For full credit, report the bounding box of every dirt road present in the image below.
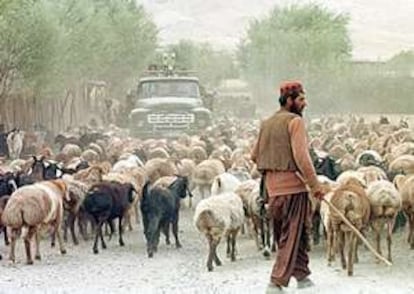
[1,207,414,294]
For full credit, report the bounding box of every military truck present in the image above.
[215,79,256,118]
[128,53,212,138]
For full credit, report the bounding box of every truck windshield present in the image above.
[138,80,200,98]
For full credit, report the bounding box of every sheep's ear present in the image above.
[32,155,37,161]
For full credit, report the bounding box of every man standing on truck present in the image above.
[251,81,325,293]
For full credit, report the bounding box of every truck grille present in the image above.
[147,113,195,124]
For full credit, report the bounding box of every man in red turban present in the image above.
[251,81,325,293]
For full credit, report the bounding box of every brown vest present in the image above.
[256,109,299,171]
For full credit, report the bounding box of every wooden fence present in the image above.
[0,85,110,134]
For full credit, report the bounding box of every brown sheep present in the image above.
[62,178,90,245]
[400,175,414,249]
[192,159,225,199]
[147,147,170,160]
[366,180,401,262]
[144,158,177,184]
[189,145,208,165]
[1,180,72,264]
[104,167,146,230]
[234,180,263,249]
[176,158,196,178]
[389,155,414,175]
[391,142,414,158]
[329,144,348,159]
[73,165,105,187]
[81,149,100,163]
[328,180,371,276]
[171,143,190,160]
[88,143,104,159]
[61,144,82,160]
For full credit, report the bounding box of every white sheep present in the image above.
[112,154,144,172]
[357,165,388,185]
[193,192,245,271]
[228,166,252,182]
[210,172,241,196]
[336,170,366,188]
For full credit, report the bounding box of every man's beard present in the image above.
[289,103,303,116]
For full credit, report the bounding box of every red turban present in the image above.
[279,81,304,97]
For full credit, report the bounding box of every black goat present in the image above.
[0,173,15,247]
[30,156,78,181]
[13,170,35,187]
[310,148,341,180]
[140,176,192,258]
[82,181,135,254]
[0,172,17,197]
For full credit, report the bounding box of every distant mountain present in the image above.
[139,0,414,60]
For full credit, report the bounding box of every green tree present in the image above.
[164,40,239,87]
[387,50,414,76]
[238,4,352,113]
[0,0,158,102]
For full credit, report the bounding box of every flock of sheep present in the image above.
[0,115,413,276]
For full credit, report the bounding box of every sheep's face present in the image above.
[30,156,46,181]
[171,177,189,199]
[44,163,63,180]
[0,175,16,196]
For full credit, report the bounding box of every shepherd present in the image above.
[251,81,326,293]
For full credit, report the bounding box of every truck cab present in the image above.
[215,79,256,118]
[128,74,212,138]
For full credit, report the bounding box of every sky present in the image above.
[138,0,414,61]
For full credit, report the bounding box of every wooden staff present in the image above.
[295,172,392,266]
